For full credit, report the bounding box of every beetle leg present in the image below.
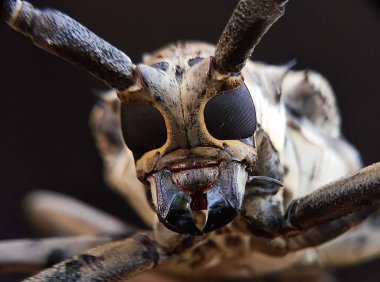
[24,190,133,236]
[285,206,376,252]
[248,207,375,257]
[255,206,380,269]
[238,129,284,237]
[282,162,380,235]
[0,235,114,273]
[1,0,134,89]
[22,232,169,282]
[314,207,380,267]
[90,92,156,227]
[244,160,380,255]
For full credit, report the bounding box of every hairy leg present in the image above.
[24,190,133,236]
[0,235,114,272]
[283,163,380,234]
[241,163,380,256]
[1,0,134,89]
[23,232,169,282]
[315,208,380,267]
[238,128,284,237]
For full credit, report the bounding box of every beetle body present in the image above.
[91,41,362,280]
[1,1,379,281]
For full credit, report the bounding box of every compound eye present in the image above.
[204,84,256,140]
[121,103,167,160]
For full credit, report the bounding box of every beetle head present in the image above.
[105,0,286,235]
[116,0,288,235]
[2,0,287,235]
[117,46,257,235]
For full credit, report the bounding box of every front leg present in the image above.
[24,232,169,282]
[282,162,380,234]
[245,161,380,257]
[237,128,284,237]
[0,235,114,273]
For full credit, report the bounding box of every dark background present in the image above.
[0,0,379,281]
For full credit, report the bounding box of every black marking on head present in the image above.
[204,84,256,140]
[151,61,169,72]
[188,57,204,67]
[286,104,303,119]
[276,85,282,103]
[136,235,160,266]
[175,66,185,80]
[46,249,68,267]
[121,103,167,160]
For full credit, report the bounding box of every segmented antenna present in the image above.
[215,0,288,73]
[1,0,135,90]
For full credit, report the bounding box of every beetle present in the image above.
[0,0,378,282]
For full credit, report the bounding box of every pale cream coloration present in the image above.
[110,41,361,226]
[24,190,129,236]
[1,1,376,280]
[100,42,363,278]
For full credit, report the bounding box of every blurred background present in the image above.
[0,0,379,281]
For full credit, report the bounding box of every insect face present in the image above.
[1,0,286,237]
[118,47,258,235]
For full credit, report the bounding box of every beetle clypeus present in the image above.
[0,0,379,281]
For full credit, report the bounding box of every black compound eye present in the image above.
[204,84,256,140]
[121,103,167,160]
[188,57,204,67]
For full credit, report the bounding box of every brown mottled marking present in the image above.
[64,260,83,272]
[136,234,160,266]
[0,235,113,273]
[2,0,380,280]
[23,233,169,282]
